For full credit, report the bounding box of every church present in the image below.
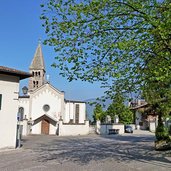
[18,43,89,136]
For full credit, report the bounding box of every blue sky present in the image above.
[0,0,105,100]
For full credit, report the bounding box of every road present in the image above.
[0,130,171,171]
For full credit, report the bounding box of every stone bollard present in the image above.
[96,120,101,134]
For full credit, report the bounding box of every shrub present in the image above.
[155,124,169,141]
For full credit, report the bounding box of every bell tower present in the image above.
[28,42,46,91]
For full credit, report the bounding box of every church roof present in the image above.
[65,99,86,103]
[33,114,57,125]
[29,43,45,70]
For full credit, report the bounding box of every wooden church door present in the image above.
[41,119,50,134]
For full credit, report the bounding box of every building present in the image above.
[19,43,89,136]
[0,66,31,149]
[130,99,158,131]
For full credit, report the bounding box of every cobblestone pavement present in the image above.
[0,130,171,171]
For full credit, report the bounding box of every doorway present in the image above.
[41,119,50,134]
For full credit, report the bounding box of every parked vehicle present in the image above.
[125,125,133,133]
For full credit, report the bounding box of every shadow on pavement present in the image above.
[23,134,171,168]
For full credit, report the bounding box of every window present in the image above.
[33,81,35,88]
[43,104,50,112]
[36,81,39,87]
[18,107,24,121]
[0,94,2,110]
[75,104,79,123]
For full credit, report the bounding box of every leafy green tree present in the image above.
[106,92,133,124]
[93,104,106,122]
[40,0,171,92]
[41,0,171,139]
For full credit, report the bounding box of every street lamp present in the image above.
[22,86,28,95]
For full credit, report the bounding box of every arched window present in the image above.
[33,81,35,88]
[36,81,39,87]
[18,107,24,121]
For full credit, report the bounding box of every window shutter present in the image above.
[75,104,79,123]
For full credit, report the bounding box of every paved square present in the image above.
[0,131,171,171]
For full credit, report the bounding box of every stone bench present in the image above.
[108,129,119,135]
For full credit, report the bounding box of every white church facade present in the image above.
[19,43,89,136]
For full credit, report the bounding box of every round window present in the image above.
[43,104,50,112]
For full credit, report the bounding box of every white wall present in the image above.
[64,102,74,123]
[0,74,19,148]
[79,103,86,123]
[49,123,57,134]
[135,111,148,130]
[64,102,86,123]
[32,122,41,134]
[58,120,89,136]
[96,121,125,134]
[135,111,142,126]
[20,120,29,136]
[149,122,156,132]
